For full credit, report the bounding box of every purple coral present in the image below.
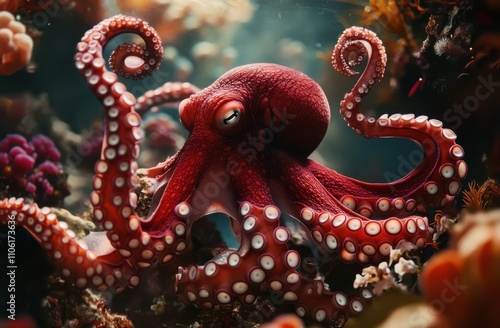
[0,134,68,206]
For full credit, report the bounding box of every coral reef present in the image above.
[0,14,468,327]
[2,1,498,327]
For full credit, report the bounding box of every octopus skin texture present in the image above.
[0,16,467,325]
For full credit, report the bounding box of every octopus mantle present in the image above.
[0,15,467,325]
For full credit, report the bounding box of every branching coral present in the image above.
[0,11,33,75]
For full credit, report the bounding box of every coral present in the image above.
[50,207,95,239]
[462,180,488,211]
[0,134,69,206]
[43,277,133,328]
[116,0,255,43]
[260,314,305,328]
[0,11,33,75]
[418,1,475,89]
[420,209,500,328]
[353,241,420,296]
[462,179,500,212]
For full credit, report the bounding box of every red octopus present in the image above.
[0,16,467,325]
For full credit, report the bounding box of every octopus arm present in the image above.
[134,81,200,116]
[0,199,138,290]
[270,150,430,264]
[322,26,467,219]
[175,202,375,323]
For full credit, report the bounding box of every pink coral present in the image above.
[0,134,68,205]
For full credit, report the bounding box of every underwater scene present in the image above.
[0,0,499,327]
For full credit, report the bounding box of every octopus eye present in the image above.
[223,109,241,125]
[214,101,244,133]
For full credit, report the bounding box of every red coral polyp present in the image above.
[0,133,67,206]
[31,134,61,162]
[11,151,35,175]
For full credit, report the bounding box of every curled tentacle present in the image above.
[0,15,173,291]
[329,26,467,212]
[70,15,186,289]
[102,16,163,79]
[332,26,387,122]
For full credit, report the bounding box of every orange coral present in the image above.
[0,11,33,75]
[420,210,500,328]
[462,181,488,212]
[336,0,425,50]
[259,314,304,328]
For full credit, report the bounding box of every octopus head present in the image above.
[178,63,331,158]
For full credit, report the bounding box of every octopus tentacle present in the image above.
[142,136,215,232]
[0,15,189,290]
[74,15,189,288]
[309,26,467,217]
[271,151,430,263]
[0,198,138,290]
[105,20,163,79]
[176,202,374,324]
[304,162,420,219]
[134,81,200,116]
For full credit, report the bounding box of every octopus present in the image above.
[0,15,467,325]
